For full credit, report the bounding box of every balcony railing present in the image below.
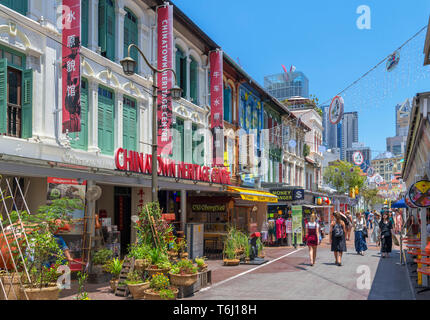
[7,103,21,138]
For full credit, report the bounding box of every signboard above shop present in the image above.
[270,189,304,201]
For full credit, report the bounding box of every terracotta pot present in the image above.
[223,259,240,266]
[127,281,150,299]
[110,279,119,292]
[198,264,208,272]
[169,272,198,287]
[180,252,188,259]
[143,287,178,300]
[23,283,60,300]
[146,267,170,278]
[134,259,149,271]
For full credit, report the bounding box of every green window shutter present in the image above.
[98,0,106,55]
[124,8,138,72]
[175,47,186,98]
[223,86,231,122]
[21,68,33,139]
[81,0,89,47]
[175,118,184,162]
[190,59,198,104]
[106,0,115,61]
[98,86,114,155]
[70,78,88,150]
[123,96,137,151]
[0,0,27,15]
[192,123,204,165]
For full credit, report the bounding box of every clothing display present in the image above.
[276,218,286,240]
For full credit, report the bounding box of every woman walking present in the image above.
[379,211,393,258]
[371,212,381,247]
[330,212,347,266]
[305,213,320,266]
[354,212,368,255]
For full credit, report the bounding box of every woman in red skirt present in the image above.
[305,213,320,266]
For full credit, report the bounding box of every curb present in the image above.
[403,249,417,300]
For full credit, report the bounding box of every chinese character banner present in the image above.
[62,0,81,133]
[210,50,224,166]
[157,4,174,156]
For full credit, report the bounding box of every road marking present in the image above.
[199,248,304,292]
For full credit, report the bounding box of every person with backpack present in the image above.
[354,211,368,255]
[330,212,347,266]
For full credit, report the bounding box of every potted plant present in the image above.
[143,273,178,300]
[223,244,240,266]
[256,238,265,258]
[169,259,198,287]
[89,248,113,283]
[194,257,208,272]
[103,257,123,292]
[22,230,66,300]
[145,247,171,278]
[177,237,188,259]
[75,271,90,300]
[128,243,150,272]
[125,270,149,300]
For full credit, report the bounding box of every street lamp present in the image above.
[121,44,182,203]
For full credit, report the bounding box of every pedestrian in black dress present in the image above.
[330,212,347,266]
[379,211,393,258]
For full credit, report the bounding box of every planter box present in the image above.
[176,270,212,299]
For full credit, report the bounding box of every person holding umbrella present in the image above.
[330,212,347,266]
[353,212,368,255]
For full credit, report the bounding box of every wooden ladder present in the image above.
[115,257,135,297]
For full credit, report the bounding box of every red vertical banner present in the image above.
[157,4,174,156]
[210,50,224,166]
[62,0,81,133]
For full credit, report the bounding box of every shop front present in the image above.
[186,187,278,259]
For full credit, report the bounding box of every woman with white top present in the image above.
[354,212,368,255]
[305,213,320,266]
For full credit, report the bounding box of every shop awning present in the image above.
[227,187,278,203]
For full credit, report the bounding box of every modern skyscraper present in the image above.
[264,71,309,101]
[386,98,411,156]
[340,112,359,160]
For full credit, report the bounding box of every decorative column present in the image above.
[115,5,127,64]
[180,190,187,232]
[88,81,100,153]
[88,0,99,52]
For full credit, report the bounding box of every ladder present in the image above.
[115,257,135,297]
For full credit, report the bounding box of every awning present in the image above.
[227,186,278,203]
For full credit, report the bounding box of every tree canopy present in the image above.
[323,160,366,194]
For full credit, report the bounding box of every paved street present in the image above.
[186,236,414,300]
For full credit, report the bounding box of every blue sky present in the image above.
[173,0,430,158]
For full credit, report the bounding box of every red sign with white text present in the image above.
[115,148,231,185]
[157,4,174,156]
[62,0,81,133]
[210,50,224,166]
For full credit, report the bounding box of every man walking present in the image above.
[368,211,374,230]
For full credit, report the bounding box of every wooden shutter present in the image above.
[70,79,88,150]
[123,97,137,151]
[81,0,89,47]
[106,0,115,61]
[190,59,198,104]
[1,0,27,16]
[98,87,114,155]
[98,0,107,55]
[21,68,32,139]
[124,8,138,71]
[223,86,230,122]
[0,59,6,134]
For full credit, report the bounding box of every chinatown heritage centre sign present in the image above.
[115,148,231,185]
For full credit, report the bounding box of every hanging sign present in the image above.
[367,167,375,177]
[374,174,384,185]
[156,4,174,156]
[61,0,81,133]
[386,51,400,72]
[209,49,224,166]
[352,151,364,165]
[408,180,430,208]
[291,205,303,245]
[329,96,344,125]
[289,139,297,148]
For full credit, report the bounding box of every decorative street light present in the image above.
[121,43,182,203]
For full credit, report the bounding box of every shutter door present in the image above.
[98,0,106,55]
[104,95,114,154]
[106,1,115,61]
[123,99,137,151]
[98,87,115,155]
[0,59,7,134]
[71,79,88,150]
[21,69,33,139]
[81,0,89,47]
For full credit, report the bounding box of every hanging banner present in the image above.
[291,205,303,245]
[329,96,344,125]
[62,0,81,133]
[157,4,174,156]
[210,49,224,166]
[352,151,364,165]
[386,51,400,72]
[47,177,86,235]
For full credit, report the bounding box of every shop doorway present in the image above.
[114,187,131,257]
